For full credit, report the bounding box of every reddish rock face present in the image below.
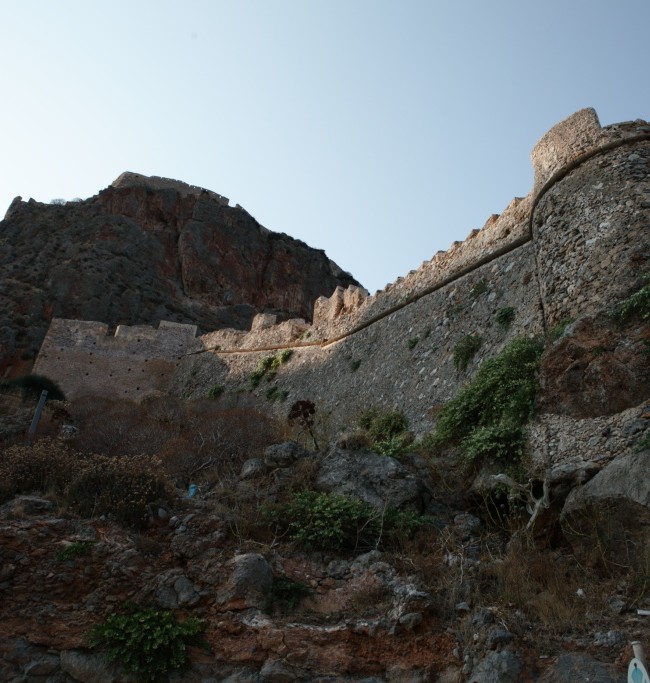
[0,180,360,376]
[0,499,456,681]
[538,316,650,418]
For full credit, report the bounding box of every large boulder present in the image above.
[216,553,273,610]
[315,446,426,511]
[467,650,522,683]
[538,653,625,682]
[561,448,650,567]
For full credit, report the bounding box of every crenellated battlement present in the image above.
[110,171,230,205]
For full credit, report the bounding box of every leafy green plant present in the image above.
[279,349,294,363]
[350,359,362,372]
[88,609,205,682]
[470,278,489,299]
[406,337,419,350]
[459,424,525,469]
[635,434,650,453]
[250,350,293,388]
[265,385,289,402]
[56,540,96,561]
[495,307,516,329]
[357,408,412,458]
[433,337,543,470]
[453,334,482,371]
[264,575,312,614]
[549,318,573,341]
[447,304,465,319]
[207,384,225,399]
[612,279,650,324]
[266,491,423,552]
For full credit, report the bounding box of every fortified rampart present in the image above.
[33,109,650,434]
[32,319,197,400]
[111,172,230,206]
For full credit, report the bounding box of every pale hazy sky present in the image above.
[1,1,648,293]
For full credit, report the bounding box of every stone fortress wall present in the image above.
[111,172,230,206]
[33,109,650,438]
[33,319,198,401]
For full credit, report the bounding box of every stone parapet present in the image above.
[32,319,198,401]
[110,172,229,205]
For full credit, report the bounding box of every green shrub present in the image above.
[453,334,482,371]
[0,374,65,401]
[549,318,573,341]
[250,350,293,388]
[359,408,408,443]
[433,337,543,470]
[266,491,424,552]
[279,349,294,363]
[406,337,419,350]
[612,280,650,324]
[357,408,411,457]
[495,307,516,329]
[470,278,489,299]
[265,385,289,402]
[207,384,225,399]
[635,434,650,453]
[350,359,362,372]
[56,540,96,562]
[459,424,525,468]
[88,609,205,682]
[265,575,312,614]
[270,491,375,550]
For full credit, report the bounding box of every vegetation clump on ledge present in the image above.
[432,336,543,470]
[89,608,205,682]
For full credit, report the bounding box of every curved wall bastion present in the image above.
[33,109,650,439]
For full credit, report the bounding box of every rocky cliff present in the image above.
[2,111,650,682]
[0,173,359,377]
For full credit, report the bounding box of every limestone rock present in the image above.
[466,650,522,683]
[561,447,650,566]
[217,553,273,609]
[152,568,202,609]
[315,446,426,511]
[264,442,311,468]
[0,495,56,517]
[60,650,134,683]
[538,653,625,682]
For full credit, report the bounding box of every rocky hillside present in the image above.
[0,174,360,377]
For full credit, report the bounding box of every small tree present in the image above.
[288,400,318,450]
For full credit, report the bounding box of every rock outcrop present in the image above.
[0,174,359,376]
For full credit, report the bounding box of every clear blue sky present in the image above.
[1,0,648,293]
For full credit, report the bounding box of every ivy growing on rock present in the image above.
[433,337,543,470]
[453,334,483,371]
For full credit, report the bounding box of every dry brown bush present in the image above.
[0,437,82,502]
[64,454,173,529]
[160,400,283,488]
